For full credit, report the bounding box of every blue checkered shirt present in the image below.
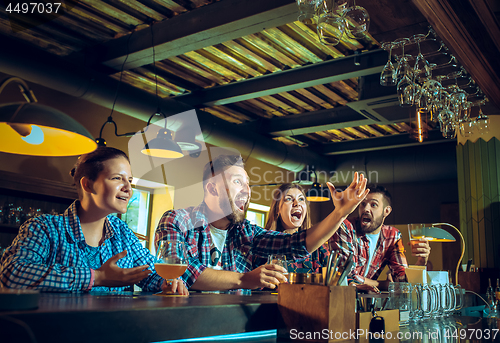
[0,201,164,292]
[154,202,310,289]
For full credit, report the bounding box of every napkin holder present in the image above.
[405,265,427,284]
[427,271,450,284]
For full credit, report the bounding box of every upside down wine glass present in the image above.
[155,240,188,294]
[343,0,370,39]
[317,11,346,46]
[297,0,321,24]
[380,42,396,86]
[413,34,432,84]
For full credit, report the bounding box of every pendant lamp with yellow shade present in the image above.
[0,77,97,156]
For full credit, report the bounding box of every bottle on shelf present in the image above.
[495,278,500,310]
[487,278,495,307]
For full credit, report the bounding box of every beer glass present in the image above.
[267,254,288,286]
[156,240,188,294]
[418,283,434,320]
[453,284,464,312]
[409,283,423,322]
[442,283,456,316]
[429,284,446,318]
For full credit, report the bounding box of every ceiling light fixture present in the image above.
[140,22,183,159]
[305,167,330,202]
[0,77,96,156]
[141,111,183,158]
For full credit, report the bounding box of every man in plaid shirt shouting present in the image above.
[331,185,431,293]
[155,154,369,291]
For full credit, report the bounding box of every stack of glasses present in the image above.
[379,28,490,140]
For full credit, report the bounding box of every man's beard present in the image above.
[359,215,384,234]
[219,195,248,224]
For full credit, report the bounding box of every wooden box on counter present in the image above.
[278,284,400,342]
[277,284,356,342]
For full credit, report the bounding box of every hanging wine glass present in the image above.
[317,0,342,15]
[413,34,432,84]
[380,42,397,86]
[317,12,346,46]
[459,117,475,137]
[475,106,490,134]
[421,79,442,113]
[397,74,414,107]
[431,88,449,123]
[343,0,370,39]
[413,83,423,107]
[297,0,321,24]
[439,117,457,139]
[394,38,412,82]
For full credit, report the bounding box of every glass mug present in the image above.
[409,283,424,322]
[388,282,412,325]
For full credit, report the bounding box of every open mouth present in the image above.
[291,210,302,221]
[234,194,248,211]
[117,196,128,202]
[361,215,372,225]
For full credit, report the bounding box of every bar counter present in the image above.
[0,291,279,343]
[1,291,499,343]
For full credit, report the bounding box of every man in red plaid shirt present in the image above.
[331,185,431,293]
[155,154,369,291]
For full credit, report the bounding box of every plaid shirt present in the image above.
[330,219,408,284]
[286,243,330,274]
[0,201,163,292]
[155,202,310,289]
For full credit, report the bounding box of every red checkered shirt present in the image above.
[330,219,408,284]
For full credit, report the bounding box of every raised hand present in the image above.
[94,250,152,287]
[240,264,288,290]
[327,172,369,218]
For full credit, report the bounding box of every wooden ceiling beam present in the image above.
[238,98,410,137]
[174,50,387,107]
[319,130,450,155]
[411,0,500,108]
[94,0,297,70]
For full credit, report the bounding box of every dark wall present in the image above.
[312,179,459,226]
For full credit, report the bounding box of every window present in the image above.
[121,188,151,247]
[246,203,269,227]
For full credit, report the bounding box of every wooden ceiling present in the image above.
[1,0,499,157]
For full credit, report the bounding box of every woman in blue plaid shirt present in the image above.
[0,147,187,294]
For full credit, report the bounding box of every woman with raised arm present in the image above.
[262,183,330,274]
